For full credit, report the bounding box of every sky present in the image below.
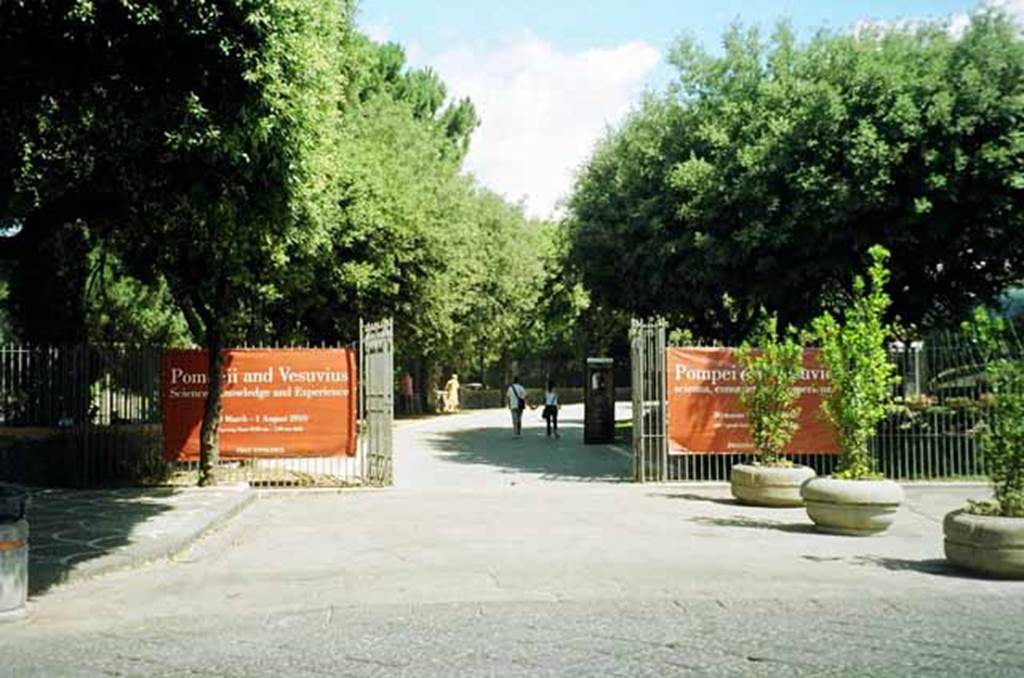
[357,1,1019,219]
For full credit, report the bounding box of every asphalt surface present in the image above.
[4,405,1024,677]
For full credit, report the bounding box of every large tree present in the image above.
[0,0,356,483]
[258,39,565,397]
[568,11,1024,342]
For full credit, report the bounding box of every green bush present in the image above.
[965,309,1024,517]
[736,315,802,467]
[812,246,900,479]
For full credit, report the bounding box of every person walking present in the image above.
[507,376,528,435]
[542,379,560,438]
[400,372,415,414]
[443,373,461,413]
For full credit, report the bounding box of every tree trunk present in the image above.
[499,352,510,387]
[198,327,225,486]
[423,359,442,413]
[413,357,427,414]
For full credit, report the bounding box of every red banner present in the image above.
[667,347,838,455]
[162,348,357,461]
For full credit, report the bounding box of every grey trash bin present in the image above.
[0,484,29,622]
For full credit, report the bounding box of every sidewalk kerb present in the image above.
[41,483,256,591]
[159,483,257,565]
[256,485,396,498]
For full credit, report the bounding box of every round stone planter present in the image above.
[944,509,1024,579]
[729,463,816,507]
[799,477,903,536]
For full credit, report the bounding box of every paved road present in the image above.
[4,406,1024,676]
[393,403,634,488]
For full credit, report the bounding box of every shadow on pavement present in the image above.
[27,487,176,595]
[428,425,631,482]
[652,492,739,506]
[847,555,972,578]
[802,554,981,579]
[690,515,818,534]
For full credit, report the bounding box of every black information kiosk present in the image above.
[584,357,615,444]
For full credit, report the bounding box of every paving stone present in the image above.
[24,483,254,594]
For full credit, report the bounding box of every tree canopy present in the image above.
[0,2,374,479]
[567,11,1024,342]
[0,2,585,443]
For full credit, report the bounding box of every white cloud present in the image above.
[428,35,661,220]
[949,0,1024,37]
[988,0,1024,17]
[404,40,424,65]
[948,12,971,38]
[360,18,391,43]
[854,14,968,39]
[856,0,1024,42]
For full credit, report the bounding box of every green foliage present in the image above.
[965,499,1006,517]
[449,201,550,377]
[736,314,802,466]
[0,0,361,482]
[964,309,1024,517]
[516,222,591,370]
[668,327,695,346]
[85,248,191,347]
[1,0,358,347]
[260,36,549,386]
[0,3,580,411]
[812,246,899,479]
[3,223,90,343]
[568,12,1024,341]
[211,35,567,393]
[348,37,478,162]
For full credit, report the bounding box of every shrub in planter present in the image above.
[730,315,815,507]
[944,310,1024,578]
[800,246,903,535]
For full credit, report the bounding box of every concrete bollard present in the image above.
[0,484,28,622]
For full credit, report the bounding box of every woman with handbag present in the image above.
[542,379,560,439]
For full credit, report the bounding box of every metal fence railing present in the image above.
[0,344,164,486]
[0,327,394,488]
[631,323,999,483]
[875,333,988,481]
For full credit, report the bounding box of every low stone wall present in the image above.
[0,425,168,486]
[458,387,631,410]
